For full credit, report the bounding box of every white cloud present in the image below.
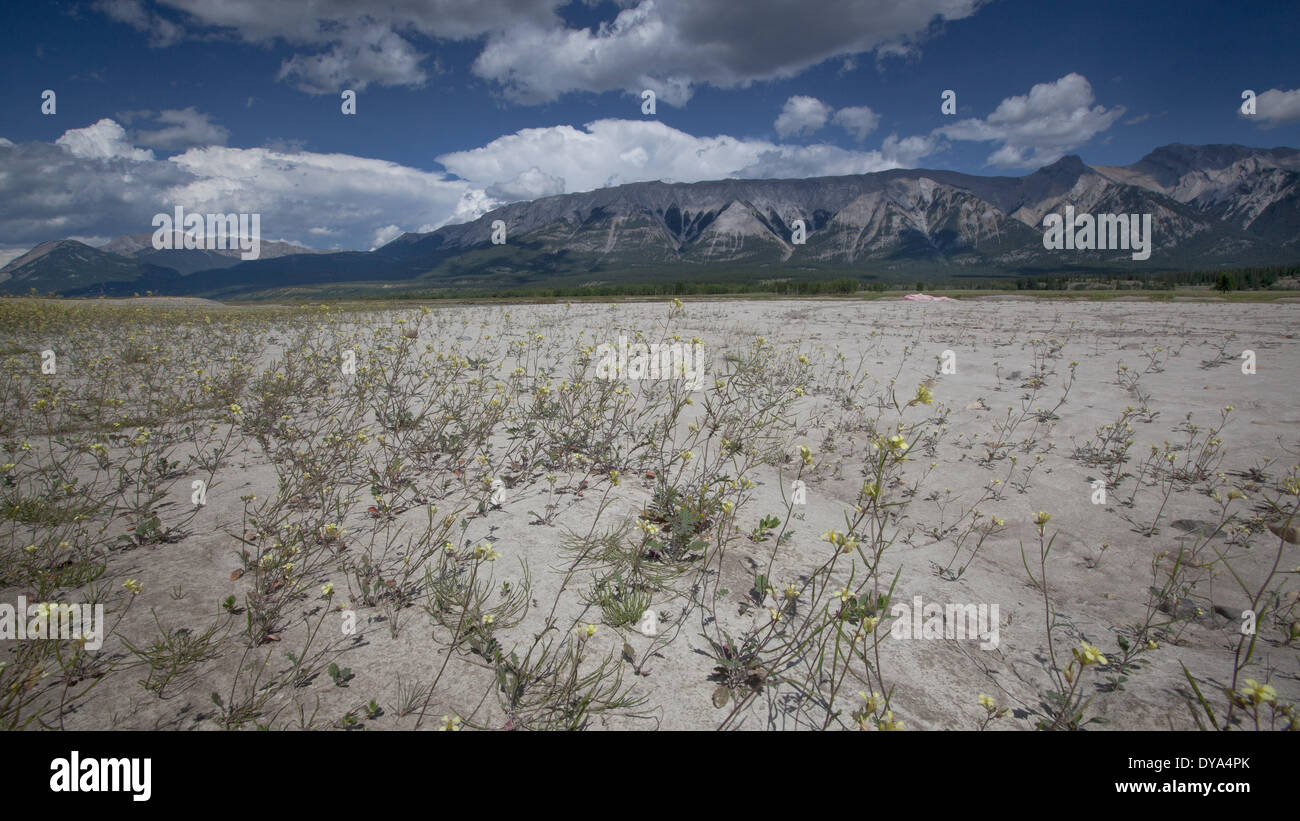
[737,133,937,179]
[277,24,430,93]
[160,0,559,42]
[371,224,403,249]
[873,41,920,64]
[165,145,479,235]
[881,134,939,165]
[486,167,566,202]
[67,235,114,247]
[438,118,937,194]
[771,99,879,146]
[2,120,485,253]
[55,119,156,161]
[936,73,1123,167]
[433,189,501,231]
[440,120,758,192]
[94,0,185,47]
[472,0,985,105]
[132,107,230,152]
[832,105,881,141]
[774,96,833,138]
[95,0,984,103]
[97,0,567,94]
[1248,88,1300,127]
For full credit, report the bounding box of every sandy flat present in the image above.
[2,297,1296,731]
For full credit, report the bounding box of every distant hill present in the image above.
[0,233,327,293]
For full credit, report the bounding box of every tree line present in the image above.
[377,264,1299,300]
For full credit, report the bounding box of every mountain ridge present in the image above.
[4,143,1297,297]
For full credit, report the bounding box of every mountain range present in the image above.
[3,143,1297,298]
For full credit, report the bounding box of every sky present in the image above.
[0,0,1297,265]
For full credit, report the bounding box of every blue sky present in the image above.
[0,0,1297,262]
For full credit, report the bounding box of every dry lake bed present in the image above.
[1,296,1296,730]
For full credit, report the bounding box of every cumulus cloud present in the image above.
[438,118,937,194]
[132,107,230,152]
[774,98,880,142]
[440,121,758,192]
[164,145,483,237]
[160,0,559,42]
[2,120,486,253]
[935,73,1123,168]
[94,0,984,102]
[737,133,937,179]
[3,135,186,247]
[473,0,984,105]
[277,24,430,93]
[486,167,566,202]
[475,0,985,105]
[832,105,881,141]
[774,96,833,138]
[881,134,939,165]
[55,119,156,161]
[370,224,403,250]
[433,189,502,231]
[1246,88,1300,127]
[96,0,566,94]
